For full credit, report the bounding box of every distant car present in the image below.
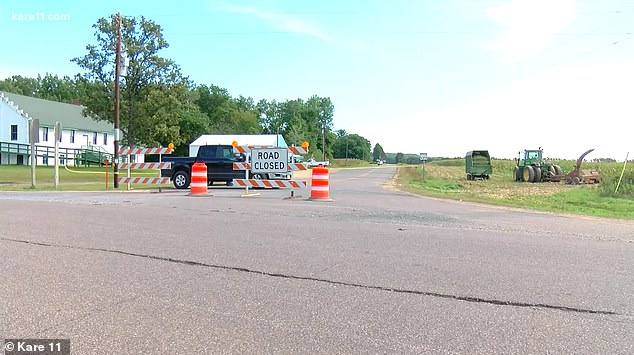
[376,159,384,165]
[305,158,329,167]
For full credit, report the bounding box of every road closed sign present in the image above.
[251,148,288,173]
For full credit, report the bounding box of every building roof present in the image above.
[191,134,288,147]
[0,91,113,133]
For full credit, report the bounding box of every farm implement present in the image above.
[514,148,601,184]
[565,149,601,184]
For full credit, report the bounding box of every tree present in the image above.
[332,133,371,160]
[135,82,209,148]
[395,152,404,164]
[0,74,85,103]
[72,14,188,147]
[38,74,81,102]
[195,84,261,134]
[0,75,39,96]
[373,143,386,162]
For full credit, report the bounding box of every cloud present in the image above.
[487,0,577,62]
[217,3,331,42]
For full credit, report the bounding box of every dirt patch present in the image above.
[402,165,573,199]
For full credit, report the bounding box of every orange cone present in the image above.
[190,162,208,195]
[309,166,333,201]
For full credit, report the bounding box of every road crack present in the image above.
[2,237,620,316]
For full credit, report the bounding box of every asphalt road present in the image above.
[1,166,633,354]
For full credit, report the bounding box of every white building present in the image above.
[0,91,114,166]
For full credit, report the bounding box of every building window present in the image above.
[103,133,108,145]
[43,127,49,141]
[11,125,18,140]
[93,132,97,145]
[43,155,49,165]
[71,130,75,143]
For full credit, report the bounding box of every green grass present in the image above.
[428,158,464,167]
[330,158,373,168]
[0,165,169,191]
[397,160,634,220]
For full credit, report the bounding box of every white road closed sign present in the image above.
[251,148,288,173]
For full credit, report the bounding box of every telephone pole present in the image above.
[322,125,326,161]
[113,13,121,188]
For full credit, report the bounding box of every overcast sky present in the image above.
[1,0,632,160]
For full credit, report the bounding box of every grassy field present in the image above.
[0,165,168,191]
[330,158,373,168]
[395,158,634,220]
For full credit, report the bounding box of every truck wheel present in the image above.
[466,174,472,180]
[533,167,541,183]
[252,173,264,180]
[173,171,190,189]
[225,180,233,186]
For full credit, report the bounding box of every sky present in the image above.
[1,0,633,160]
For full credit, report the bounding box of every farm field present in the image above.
[395,158,634,220]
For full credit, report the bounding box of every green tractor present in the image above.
[514,148,563,183]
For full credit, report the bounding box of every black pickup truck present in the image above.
[161,144,248,189]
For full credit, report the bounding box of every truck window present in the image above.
[198,146,217,159]
[220,147,234,160]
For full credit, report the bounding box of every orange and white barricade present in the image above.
[190,162,208,195]
[117,147,172,190]
[234,179,307,189]
[309,166,333,201]
[232,144,310,197]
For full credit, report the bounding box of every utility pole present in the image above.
[113,13,121,188]
[322,125,326,161]
[345,135,348,164]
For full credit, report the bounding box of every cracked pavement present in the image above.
[1,166,633,354]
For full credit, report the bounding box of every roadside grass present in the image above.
[330,158,372,168]
[0,165,170,191]
[396,159,634,220]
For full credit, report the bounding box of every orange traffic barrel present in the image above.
[309,166,333,201]
[190,162,208,195]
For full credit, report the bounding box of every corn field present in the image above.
[423,158,634,199]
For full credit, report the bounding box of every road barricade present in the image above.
[234,179,307,189]
[117,147,172,189]
[232,145,309,196]
[309,166,333,201]
[190,162,208,195]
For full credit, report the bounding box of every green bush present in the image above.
[599,170,634,199]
